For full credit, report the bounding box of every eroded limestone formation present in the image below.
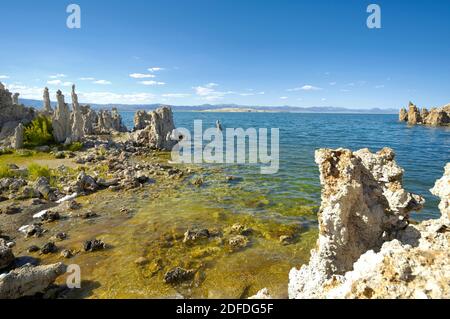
[42,87,53,115]
[52,90,72,143]
[94,108,127,134]
[12,123,24,149]
[399,101,450,126]
[288,148,449,299]
[131,106,176,150]
[0,82,35,140]
[12,93,19,105]
[70,85,85,142]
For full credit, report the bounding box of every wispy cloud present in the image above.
[139,80,165,86]
[240,91,265,96]
[329,82,337,86]
[280,96,288,100]
[287,85,323,92]
[340,89,351,92]
[161,93,191,98]
[78,92,156,104]
[148,67,164,72]
[93,80,112,85]
[375,84,385,89]
[47,80,72,86]
[4,83,42,99]
[49,74,67,79]
[194,83,234,101]
[79,77,95,81]
[129,73,156,79]
[0,75,10,79]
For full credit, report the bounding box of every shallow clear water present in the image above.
[122,112,450,221]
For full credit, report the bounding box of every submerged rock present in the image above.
[183,229,210,244]
[229,235,249,251]
[83,239,106,252]
[40,242,57,254]
[288,148,449,299]
[163,267,195,284]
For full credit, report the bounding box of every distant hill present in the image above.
[19,99,397,114]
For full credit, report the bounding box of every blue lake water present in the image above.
[121,111,449,221]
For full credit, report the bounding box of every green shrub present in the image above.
[65,142,83,152]
[0,165,16,178]
[0,148,14,156]
[27,163,51,180]
[24,116,55,148]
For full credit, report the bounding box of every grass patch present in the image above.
[0,165,17,178]
[27,163,51,181]
[64,142,84,152]
[24,116,55,148]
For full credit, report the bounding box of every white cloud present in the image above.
[78,91,156,104]
[194,83,234,101]
[240,91,265,96]
[375,85,385,89]
[287,85,323,92]
[4,83,156,105]
[4,83,43,99]
[79,77,95,81]
[139,81,165,86]
[148,67,164,72]
[340,89,351,92]
[129,73,156,79]
[0,75,9,79]
[49,74,67,79]
[47,80,72,86]
[93,80,112,85]
[280,96,288,100]
[329,82,337,86]
[321,98,327,101]
[161,93,191,98]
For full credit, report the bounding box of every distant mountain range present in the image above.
[19,99,398,114]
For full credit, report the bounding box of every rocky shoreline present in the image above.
[399,101,450,126]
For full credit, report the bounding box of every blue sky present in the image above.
[0,0,449,108]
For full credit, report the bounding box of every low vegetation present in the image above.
[27,163,52,181]
[23,115,55,148]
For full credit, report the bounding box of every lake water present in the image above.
[122,111,449,221]
[47,111,448,299]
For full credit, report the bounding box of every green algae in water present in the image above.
[9,152,319,299]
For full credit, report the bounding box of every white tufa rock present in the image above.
[132,106,176,150]
[288,148,440,299]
